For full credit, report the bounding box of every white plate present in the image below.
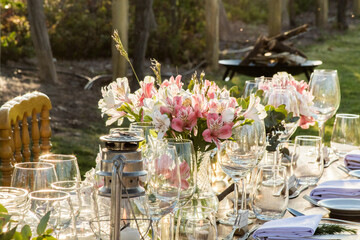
[318,198,360,214]
[349,170,360,178]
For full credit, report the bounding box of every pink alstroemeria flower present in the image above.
[202,113,233,149]
[161,75,183,89]
[160,96,183,116]
[171,106,197,132]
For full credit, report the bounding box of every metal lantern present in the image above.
[96,130,148,240]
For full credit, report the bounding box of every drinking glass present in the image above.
[11,162,58,192]
[129,122,156,145]
[39,154,81,181]
[183,206,217,240]
[146,143,181,240]
[251,165,288,221]
[219,124,258,225]
[309,69,341,143]
[292,135,323,185]
[254,120,267,162]
[263,86,300,140]
[166,139,196,205]
[331,113,360,157]
[242,80,259,98]
[0,187,28,222]
[51,181,97,238]
[28,190,75,238]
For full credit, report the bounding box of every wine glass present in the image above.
[28,190,75,238]
[219,124,258,226]
[11,162,58,192]
[129,122,156,145]
[330,113,360,157]
[39,154,81,181]
[309,69,341,144]
[166,139,196,205]
[263,86,300,140]
[146,143,181,240]
[0,187,28,222]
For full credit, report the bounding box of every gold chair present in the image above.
[0,91,52,186]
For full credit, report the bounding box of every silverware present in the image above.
[289,184,309,199]
[287,207,360,226]
[324,156,339,168]
[223,213,241,240]
[337,165,350,173]
[303,194,319,205]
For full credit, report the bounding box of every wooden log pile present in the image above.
[240,24,309,66]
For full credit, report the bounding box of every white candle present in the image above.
[120,227,141,240]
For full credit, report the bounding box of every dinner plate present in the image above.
[318,198,360,216]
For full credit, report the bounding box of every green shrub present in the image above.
[223,0,268,24]
[1,0,33,63]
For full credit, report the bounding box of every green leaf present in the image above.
[21,225,32,239]
[0,204,8,213]
[3,225,17,240]
[229,86,239,96]
[37,211,50,236]
[188,79,195,91]
[13,232,23,240]
[44,229,53,235]
[255,89,264,98]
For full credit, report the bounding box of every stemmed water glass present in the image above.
[219,124,258,226]
[242,80,259,98]
[145,143,181,240]
[39,154,81,181]
[11,162,58,192]
[309,69,341,144]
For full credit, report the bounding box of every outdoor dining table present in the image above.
[217,159,360,239]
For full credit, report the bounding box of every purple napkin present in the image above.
[310,179,360,200]
[252,215,322,240]
[345,150,360,170]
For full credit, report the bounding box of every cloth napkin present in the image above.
[310,179,360,200]
[252,214,322,240]
[344,150,360,170]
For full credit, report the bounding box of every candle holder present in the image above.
[96,129,150,240]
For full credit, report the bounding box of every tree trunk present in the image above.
[205,0,219,70]
[112,0,128,83]
[288,0,296,27]
[133,0,153,84]
[268,0,282,37]
[337,0,348,30]
[27,0,57,83]
[281,0,290,28]
[355,0,360,16]
[315,0,328,28]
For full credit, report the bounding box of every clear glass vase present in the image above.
[192,151,219,211]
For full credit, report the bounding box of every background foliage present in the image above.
[1,0,313,64]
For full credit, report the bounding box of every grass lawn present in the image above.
[54,25,360,177]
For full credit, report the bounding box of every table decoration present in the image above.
[344,150,360,170]
[309,179,360,200]
[252,214,322,239]
[98,30,267,210]
[257,72,315,152]
[39,154,81,182]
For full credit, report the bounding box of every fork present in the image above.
[223,213,241,240]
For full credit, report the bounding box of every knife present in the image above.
[287,207,360,226]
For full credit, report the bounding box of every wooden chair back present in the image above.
[0,91,52,186]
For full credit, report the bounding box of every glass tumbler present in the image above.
[331,113,360,157]
[11,162,58,192]
[0,187,28,222]
[293,136,323,185]
[251,165,288,221]
[39,154,81,181]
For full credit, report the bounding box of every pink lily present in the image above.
[202,113,233,149]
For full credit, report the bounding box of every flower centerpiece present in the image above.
[257,72,315,151]
[98,30,266,207]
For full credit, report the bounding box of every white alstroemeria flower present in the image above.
[243,94,267,122]
[151,110,170,139]
[113,77,131,103]
[222,108,235,123]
